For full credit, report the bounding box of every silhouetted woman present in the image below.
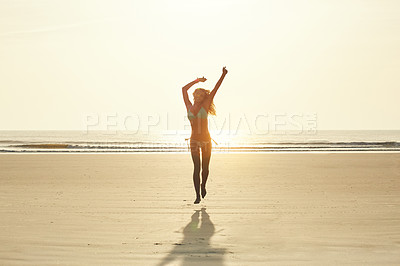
[182,66,228,204]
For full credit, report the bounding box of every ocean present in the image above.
[1,130,400,153]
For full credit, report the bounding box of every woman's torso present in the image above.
[187,105,211,141]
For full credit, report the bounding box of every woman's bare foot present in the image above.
[194,196,201,204]
[201,184,207,199]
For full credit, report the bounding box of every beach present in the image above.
[0,153,399,265]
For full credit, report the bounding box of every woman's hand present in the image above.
[222,66,228,75]
[197,76,207,82]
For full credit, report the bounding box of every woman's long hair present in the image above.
[193,88,216,115]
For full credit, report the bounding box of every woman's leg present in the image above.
[190,141,201,204]
[201,141,212,198]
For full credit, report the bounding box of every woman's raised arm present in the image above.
[209,67,228,100]
[182,76,207,108]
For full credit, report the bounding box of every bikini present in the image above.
[186,107,217,151]
[187,106,208,121]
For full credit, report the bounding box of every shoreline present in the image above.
[1,150,400,154]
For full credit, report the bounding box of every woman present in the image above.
[182,66,228,204]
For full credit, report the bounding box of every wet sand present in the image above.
[0,153,399,265]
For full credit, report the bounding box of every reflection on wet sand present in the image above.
[157,208,226,266]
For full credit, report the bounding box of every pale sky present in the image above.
[1,0,399,130]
